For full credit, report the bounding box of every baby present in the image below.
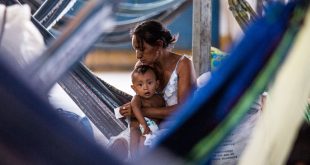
[130,65,165,157]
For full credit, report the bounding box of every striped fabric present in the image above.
[150,1,309,164]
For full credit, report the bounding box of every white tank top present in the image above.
[162,55,185,106]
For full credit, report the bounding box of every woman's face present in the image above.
[132,35,159,65]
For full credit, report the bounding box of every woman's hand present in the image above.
[119,102,132,117]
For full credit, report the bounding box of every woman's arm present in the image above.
[141,104,177,119]
[120,100,175,120]
[142,57,196,120]
[177,57,197,103]
[121,95,173,120]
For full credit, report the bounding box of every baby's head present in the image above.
[131,65,159,98]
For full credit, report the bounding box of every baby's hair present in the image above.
[131,65,159,81]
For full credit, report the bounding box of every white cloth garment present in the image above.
[142,55,187,146]
[0,4,45,68]
[163,55,187,106]
[139,117,159,146]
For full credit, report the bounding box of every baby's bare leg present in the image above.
[130,119,141,160]
[139,135,146,152]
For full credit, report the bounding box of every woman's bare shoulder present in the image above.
[177,55,196,83]
[178,55,193,70]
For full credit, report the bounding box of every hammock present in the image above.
[1,0,129,139]
[148,1,309,164]
[27,0,132,139]
[0,2,123,164]
[16,0,43,13]
[117,0,189,17]
[98,0,192,46]
[58,64,130,138]
[33,0,77,29]
[0,56,123,164]
[0,50,123,165]
[31,0,192,47]
[228,0,258,31]
[0,0,19,6]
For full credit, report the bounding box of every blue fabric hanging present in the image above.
[154,1,302,162]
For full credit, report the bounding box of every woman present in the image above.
[120,20,196,120]
[110,20,196,160]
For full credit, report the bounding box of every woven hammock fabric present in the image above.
[239,5,310,164]
[228,0,258,31]
[27,0,115,93]
[0,4,122,163]
[190,2,309,163]
[33,0,77,29]
[36,0,192,47]
[59,64,130,139]
[27,0,131,138]
[0,53,122,165]
[149,1,308,164]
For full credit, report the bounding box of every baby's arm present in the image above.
[131,95,151,135]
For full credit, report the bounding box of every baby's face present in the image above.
[131,70,158,99]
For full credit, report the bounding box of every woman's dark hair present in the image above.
[130,20,177,50]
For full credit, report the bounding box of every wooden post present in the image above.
[192,0,212,77]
